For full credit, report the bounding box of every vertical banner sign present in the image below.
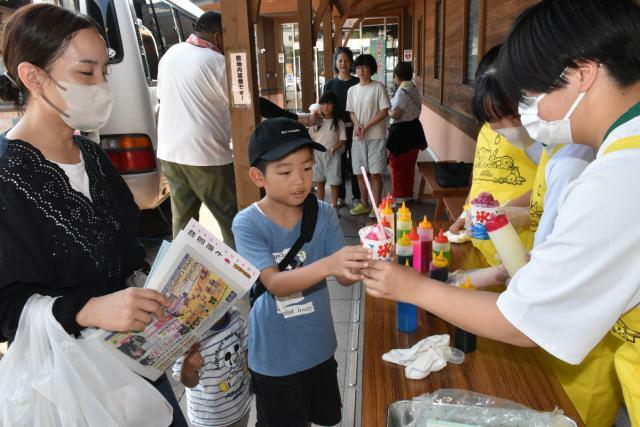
[230,52,251,107]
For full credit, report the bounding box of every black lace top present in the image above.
[0,135,146,341]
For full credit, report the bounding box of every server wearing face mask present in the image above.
[362,0,640,424]
[449,45,543,265]
[0,5,187,425]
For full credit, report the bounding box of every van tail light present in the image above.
[101,134,156,174]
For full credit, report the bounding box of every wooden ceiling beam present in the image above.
[311,0,331,45]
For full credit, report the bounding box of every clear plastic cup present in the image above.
[359,225,394,261]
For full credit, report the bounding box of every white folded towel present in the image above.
[382,334,453,380]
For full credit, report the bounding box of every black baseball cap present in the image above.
[249,117,325,166]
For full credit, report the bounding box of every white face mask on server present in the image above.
[518,91,586,146]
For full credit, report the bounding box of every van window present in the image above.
[175,10,195,40]
[151,0,181,52]
[138,23,160,80]
[86,0,123,63]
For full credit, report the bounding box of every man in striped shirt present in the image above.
[172,307,250,427]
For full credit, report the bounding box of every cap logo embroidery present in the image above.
[281,129,300,134]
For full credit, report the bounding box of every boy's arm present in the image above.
[178,344,204,388]
[260,246,371,296]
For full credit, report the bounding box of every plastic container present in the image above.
[417,216,433,273]
[380,201,395,238]
[408,227,422,273]
[359,225,394,261]
[470,192,501,240]
[396,213,412,240]
[429,251,449,282]
[396,239,416,332]
[385,193,396,210]
[485,214,527,277]
[455,276,477,353]
[433,229,451,263]
[397,201,411,221]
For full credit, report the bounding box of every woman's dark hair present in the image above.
[353,54,377,76]
[499,0,640,102]
[318,91,340,132]
[0,3,103,108]
[333,47,354,73]
[471,44,517,123]
[393,62,413,82]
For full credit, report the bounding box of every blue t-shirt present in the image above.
[232,201,344,376]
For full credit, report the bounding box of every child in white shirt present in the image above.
[346,54,391,218]
[309,92,347,213]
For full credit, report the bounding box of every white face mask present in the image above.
[495,126,535,150]
[44,78,113,132]
[518,91,586,146]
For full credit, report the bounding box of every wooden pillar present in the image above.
[221,0,262,209]
[322,6,333,80]
[297,0,315,110]
[256,18,268,94]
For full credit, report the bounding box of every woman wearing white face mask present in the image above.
[362,0,640,424]
[0,5,186,425]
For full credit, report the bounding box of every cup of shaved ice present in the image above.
[470,192,501,240]
[359,225,394,261]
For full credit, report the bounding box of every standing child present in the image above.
[387,62,427,202]
[346,54,391,218]
[232,117,371,426]
[172,307,251,427]
[310,92,347,214]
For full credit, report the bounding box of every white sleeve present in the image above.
[338,120,347,141]
[497,160,640,364]
[345,87,355,113]
[377,84,391,110]
[533,157,590,248]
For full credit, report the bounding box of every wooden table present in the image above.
[362,222,583,426]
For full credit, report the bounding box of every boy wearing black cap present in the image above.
[232,118,371,426]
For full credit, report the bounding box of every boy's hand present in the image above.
[354,123,363,139]
[180,343,204,388]
[327,246,372,281]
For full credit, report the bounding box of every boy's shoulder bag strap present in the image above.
[249,193,319,306]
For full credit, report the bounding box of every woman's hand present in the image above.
[362,261,423,302]
[76,287,169,332]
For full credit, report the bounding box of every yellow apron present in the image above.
[605,135,640,426]
[519,145,564,251]
[546,135,640,426]
[468,124,538,265]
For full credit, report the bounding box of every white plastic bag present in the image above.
[0,295,173,427]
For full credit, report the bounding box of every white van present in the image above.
[28,0,201,210]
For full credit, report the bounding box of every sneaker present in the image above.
[350,203,370,216]
[337,198,346,208]
[352,198,361,207]
[369,208,378,218]
[334,207,342,218]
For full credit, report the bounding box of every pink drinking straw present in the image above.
[360,166,386,239]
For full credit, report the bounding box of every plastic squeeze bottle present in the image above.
[397,259,418,333]
[429,250,449,282]
[417,216,434,272]
[408,227,422,273]
[454,276,477,353]
[396,213,412,240]
[385,193,396,210]
[485,214,527,277]
[380,201,395,238]
[397,201,411,221]
[396,234,413,267]
[396,239,416,332]
[433,229,451,263]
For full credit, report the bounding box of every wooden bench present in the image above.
[416,162,470,220]
[443,196,467,222]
